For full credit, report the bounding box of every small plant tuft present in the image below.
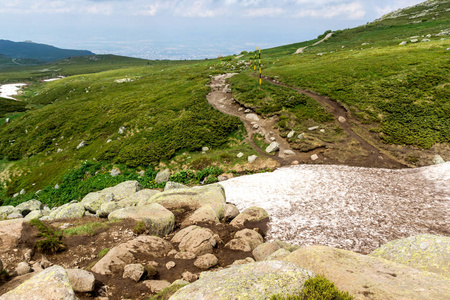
[29,219,66,254]
[133,221,147,235]
[98,248,110,259]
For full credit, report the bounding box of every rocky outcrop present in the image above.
[0,219,25,253]
[177,227,217,256]
[81,191,114,213]
[170,261,314,299]
[0,206,20,221]
[0,266,75,300]
[108,203,175,236]
[15,200,42,216]
[369,234,450,278]
[53,203,85,220]
[101,180,142,200]
[284,245,450,299]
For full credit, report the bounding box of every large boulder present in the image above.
[16,200,43,216]
[230,206,269,233]
[108,203,175,236]
[101,180,142,200]
[369,234,450,278]
[81,191,114,213]
[225,229,263,252]
[178,227,217,256]
[53,203,85,220]
[252,241,280,261]
[182,205,219,226]
[138,184,226,219]
[24,210,44,221]
[0,219,26,253]
[98,189,162,217]
[170,260,314,300]
[284,245,450,300]
[91,236,173,275]
[0,265,75,300]
[66,269,95,292]
[0,206,20,221]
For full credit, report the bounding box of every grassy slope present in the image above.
[236,0,450,149]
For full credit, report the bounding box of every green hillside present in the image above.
[0,0,449,205]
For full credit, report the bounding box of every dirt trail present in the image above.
[294,32,333,54]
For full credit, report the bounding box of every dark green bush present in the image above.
[29,219,66,254]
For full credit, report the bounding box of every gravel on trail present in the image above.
[220,162,450,254]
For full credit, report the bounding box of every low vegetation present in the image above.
[29,219,66,254]
[63,221,110,236]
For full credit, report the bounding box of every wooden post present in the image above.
[259,47,261,85]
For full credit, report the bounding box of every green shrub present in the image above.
[270,275,353,300]
[133,221,147,235]
[29,219,66,254]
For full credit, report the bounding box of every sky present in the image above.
[0,0,425,60]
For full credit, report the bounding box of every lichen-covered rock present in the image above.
[54,203,85,220]
[7,212,23,220]
[139,184,226,219]
[178,227,216,256]
[81,191,114,213]
[284,245,450,300]
[252,242,280,261]
[121,189,161,206]
[155,169,171,184]
[0,206,20,221]
[369,234,450,278]
[108,203,175,236]
[230,206,269,228]
[0,219,25,253]
[264,248,291,261]
[0,265,75,300]
[16,200,43,216]
[24,210,44,221]
[91,236,173,275]
[98,201,120,217]
[164,181,187,191]
[123,264,145,282]
[66,269,95,292]
[101,180,142,200]
[182,205,219,226]
[170,261,314,300]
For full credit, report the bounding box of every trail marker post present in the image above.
[259,47,261,86]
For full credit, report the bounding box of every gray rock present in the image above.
[108,203,175,237]
[166,261,176,270]
[5,118,10,123]
[297,133,304,139]
[24,249,34,262]
[245,113,260,122]
[202,146,210,152]
[432,154,445,164]
[223,204,240,222]
[311,154,319,161]
[174,252,196,260]
[91,236,173,275]
[66,269,95,292]
[54,203,85,220]
[76,141,86,149]
[287,130,295,138]
[236,152,244,158]
[101,180,142,200]
[230,206,269,228]
[217,175,228,182]
[248,155,258,163]
[265,248,291,261]
[16,200,43,216]
[0,206,20,221]
[253,242,280,261]
[232,257,255,266]
[155,169,171,184]
[123,264,145,282]
[369,234,450,278]
[308,126,319,131]
[410,38,419,43]
[171,225,200,243]
[97,201,120,217]
[19,189,26,195]
[422,38,431,42]
[40,255,53,269]
[399,41,407,45]
[81,191,114,213]
[182,271,198,283]
[283,150,295,156]
[0,265,75,300]
[170,261,314,300]
[110,168,121,177]
[265,142,279,153]
[7,212,23,220]
[194,254,218,270]
[15,262,31,276]
[178,227,217,256]
[143,280,171,293]
[183,205,219,226]
[252,124,259,130]
[338,116,347,123]
[164,181,187,191]
[226,229,263,252]
[118,126,126,134]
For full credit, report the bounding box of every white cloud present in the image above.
[244,7,285,17]
[295,2,365,19]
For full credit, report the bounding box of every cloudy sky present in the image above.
[0,0,425,59]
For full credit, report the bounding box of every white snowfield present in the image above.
[220,162,450,254]
[0,83,27,100]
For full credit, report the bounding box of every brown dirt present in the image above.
[0,210,264,299]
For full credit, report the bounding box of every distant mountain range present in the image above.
[0,39,95,63]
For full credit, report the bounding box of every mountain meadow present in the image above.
[0,0,449,207]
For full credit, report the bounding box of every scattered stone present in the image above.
[178,227,217,256]
[123,264,145,282]
[170,261,314,300]
[244,109,252,113]
[226,229,264,252]
[171,225,200,243]
[231,257,255,266]
[270,137,276,141]
[217,174,228,182]
[422,38,430,42]
[31,262,43,273]
[194,254,218,270]
[245,113,259,122]
[166,261,176,270]
[432,154,445,164]
[236,152,244,158]
[253,242,281,261]
[19,189,26,195]
[7,212,23,220]
[230,206,270,229]
[174,252,196,260]
[223,204,240,222]
[320,129,325,133]
[284,245,449,300]
[202,146,210,153]
[118,126,126,134]
[24,249,34,262]
[76,141,86,149]
[66,269,95,292]
[283,150,295,156]
[5,118,10,123]
[248,155,258,163]
[291,160,299,165]
[110,168,121,177]
[265,142,279,153]
[311,154,319,161]
[399,41,407,45]
[252,124,259,130]
[164,181,187,191]
[308,126,319,131]
[108,203,175,237]
[41,255,53,269]
[0,265,75,300]
[338,116,347,123]
[143,280,171,293]
[15,262,31,276]
[369,234,450,278]
[287,131,295,138]
[410,38,419,43]
[182,271,198,283]
[155,169,171,184]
